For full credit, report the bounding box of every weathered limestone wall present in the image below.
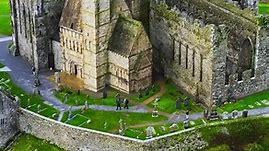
[19,109,146,151]
[0,90,19,148]
[150,2,216,105]
[212,26,269,102]
[108,51,130,92]
[11,0,65,70]
[18,108,208,151]
[52,40,63,70]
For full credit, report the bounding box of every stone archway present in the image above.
[238,38,254,80]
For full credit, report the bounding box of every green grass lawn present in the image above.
[8,133,64,151]
[219,89,269,113]
[259,2,269,14]
[0,0,12,36]
[0,64,59,119]
[148,80,204,114]
[61,109,168,136]
[201,116,269,151]
[55,88,136,106]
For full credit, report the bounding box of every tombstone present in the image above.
[184,119,190,129]
[152,109,159,118]
[152,102,159,117]
[68,106,73,120]
[37,104,41,111]
[54,72,60,84]
[169,123,179,132]
[146,126,156,139]
[118,119,125,135]
[242,110,248,118]
[84,101,88,109]
[15,96,20,102]
[160,126,166,133]
[85,119,91,124]
[204,109,209,119]
[33,86,41,95]
[184,97,190,109]
[231,110,239,119]
[208,104,219,120]
[52,113,57,118]
[176,98,182,109]
[64,94,68,103]
[104,122,108,129]
[27,98,30,106]
[222,112,229,120]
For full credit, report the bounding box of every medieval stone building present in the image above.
[10,0,269,105]
[0,90,19,148]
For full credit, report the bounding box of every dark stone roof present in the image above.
[59,0,81,31]
[109,16,143,57]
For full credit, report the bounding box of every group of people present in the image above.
[115,94,129,110]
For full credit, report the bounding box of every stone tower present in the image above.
[80,0,111,91]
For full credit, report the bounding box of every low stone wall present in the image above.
[18,108,208,151]
[19,108,146,151]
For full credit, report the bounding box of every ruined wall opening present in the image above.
[238,38,254,81]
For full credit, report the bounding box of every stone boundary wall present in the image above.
[18,108,146,151]
[18,108,211,150]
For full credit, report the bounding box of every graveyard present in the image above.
[0,64,59,119]
[0,0,12,36]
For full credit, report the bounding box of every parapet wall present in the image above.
[18,108,208,151]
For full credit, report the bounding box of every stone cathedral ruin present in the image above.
[9,0,269,106]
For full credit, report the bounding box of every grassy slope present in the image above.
[0,0,12,36]
[201,116,269,151]
[219,89,269,113]
[9,133,64,151]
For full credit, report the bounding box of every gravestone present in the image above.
[176,98,182,109]
[222,112,229,120]
[169,123,179,132]
[160,126,166,133]
[118,119,125,135]
[184,97,190,109]
[104,122,108,129]
[146,126,156,139]
[84,101,88,109]
[64,94,68,103]
[54,72,60,84]
[33,86,41,95]
[242,110,248,118]
[231,110,239,119]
